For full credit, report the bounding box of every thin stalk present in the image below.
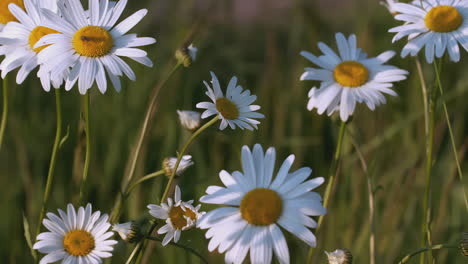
[348,131,374,264]
[307,121,347,263]
[35,89,62,241]
[79,92,91,203]
[124,63,182,187]
[110,170,165,223]
[0,77,8,151]
[420,62,441,264]
[415,58,429,136]
[433,60,468,211]
[399,244,458,264]
[130,116,219,264]
[145,236,208,264]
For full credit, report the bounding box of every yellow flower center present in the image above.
[28,26,59,53]
[215,98,239,120]
[72,26,113,57]
[63,230,95,257]
[0,0,24,24]
[425,5,463,32]
[333,61,369,87]
[169,206,197,230]
[240,188,283,226]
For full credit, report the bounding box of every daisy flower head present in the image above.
[0,0,67,90]
[300,33,408,121]
[162,155,194,177]
[380,0,400,15]
[196,71,264,130]
[147,186,204,246]
[35,0,156,94]
[389,0,468,63]
[33,203,117,264]
[198,144,326,264]
[177,109,201,131]
[0,0,24,31]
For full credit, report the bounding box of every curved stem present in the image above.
[126,170,165,195]
[35,89,62,241]
[0,77,8,151]
[161,115,219,202]
[307,121,347,263]
[145,236,208,264]
[131,116,219,264]
[433,60,468,211]
[420,61,441,264]
[399,244,458,264]
[80,92,91,203]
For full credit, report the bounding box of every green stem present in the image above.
[35,89,62,242]
[145,236,208,264]
[130,116,219,264]
[399,244,458,264]
[127,170,165,196]
[79,92,91,203]
[161,115,219,202]
[415,58,429,136]
[110,170,165,223]
[0,77,8,151]
[307,121,347,263]
[433,60,468,211]
[420,61,441,264]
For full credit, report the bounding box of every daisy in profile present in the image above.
[148,185,204,246]
[34,204,117,264]
[0,0,25,31]
[389,0,468,63]
[198,144,326,264]
[35,0,156,94]
[196,71,264,130]
[300,33,408,121]
[0,0,66,90]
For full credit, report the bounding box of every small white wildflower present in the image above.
[112,221,141,243]
[325,249,353,264]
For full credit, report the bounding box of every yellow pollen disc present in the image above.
[29,26,59,53]
[169,206,197,230]
[72,26,113,57]
[63,230,95,257]
[0,0,24,24]
[333,61,369,87]
[240,188,283,226]
[425,5,463,32]
[215,98,239,120]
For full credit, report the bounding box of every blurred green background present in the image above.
[1,0,467,263]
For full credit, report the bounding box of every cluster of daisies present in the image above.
[5,0,468,263]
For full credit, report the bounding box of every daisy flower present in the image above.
[196,71,264,130]
[35,0,156,94]
[198,144,326,264]
[0,0,24,31]
[389,0,468,63]
[177,110,201,131]
[162,155,194,177]
[33,203,117,264]
[147,185,204,246]
[300,33,408,121]
[0,0,66,90]
[380,0,400,15]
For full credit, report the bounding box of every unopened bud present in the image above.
[325,248,353,264]
[175,44,197,67]
[162,155,194,177]
[112,221,142,243]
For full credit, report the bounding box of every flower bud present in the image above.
[112,221,142,243]
[162,155,194,177]
[325,248,353,264]
[175,44,197,67]
[177,110,201,132]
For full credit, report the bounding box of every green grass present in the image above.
[1,0,467,263]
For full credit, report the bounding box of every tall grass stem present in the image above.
[0,77,8,151]
[79,92,91,203]
[307,121,347,263]
[35,89,62,244]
